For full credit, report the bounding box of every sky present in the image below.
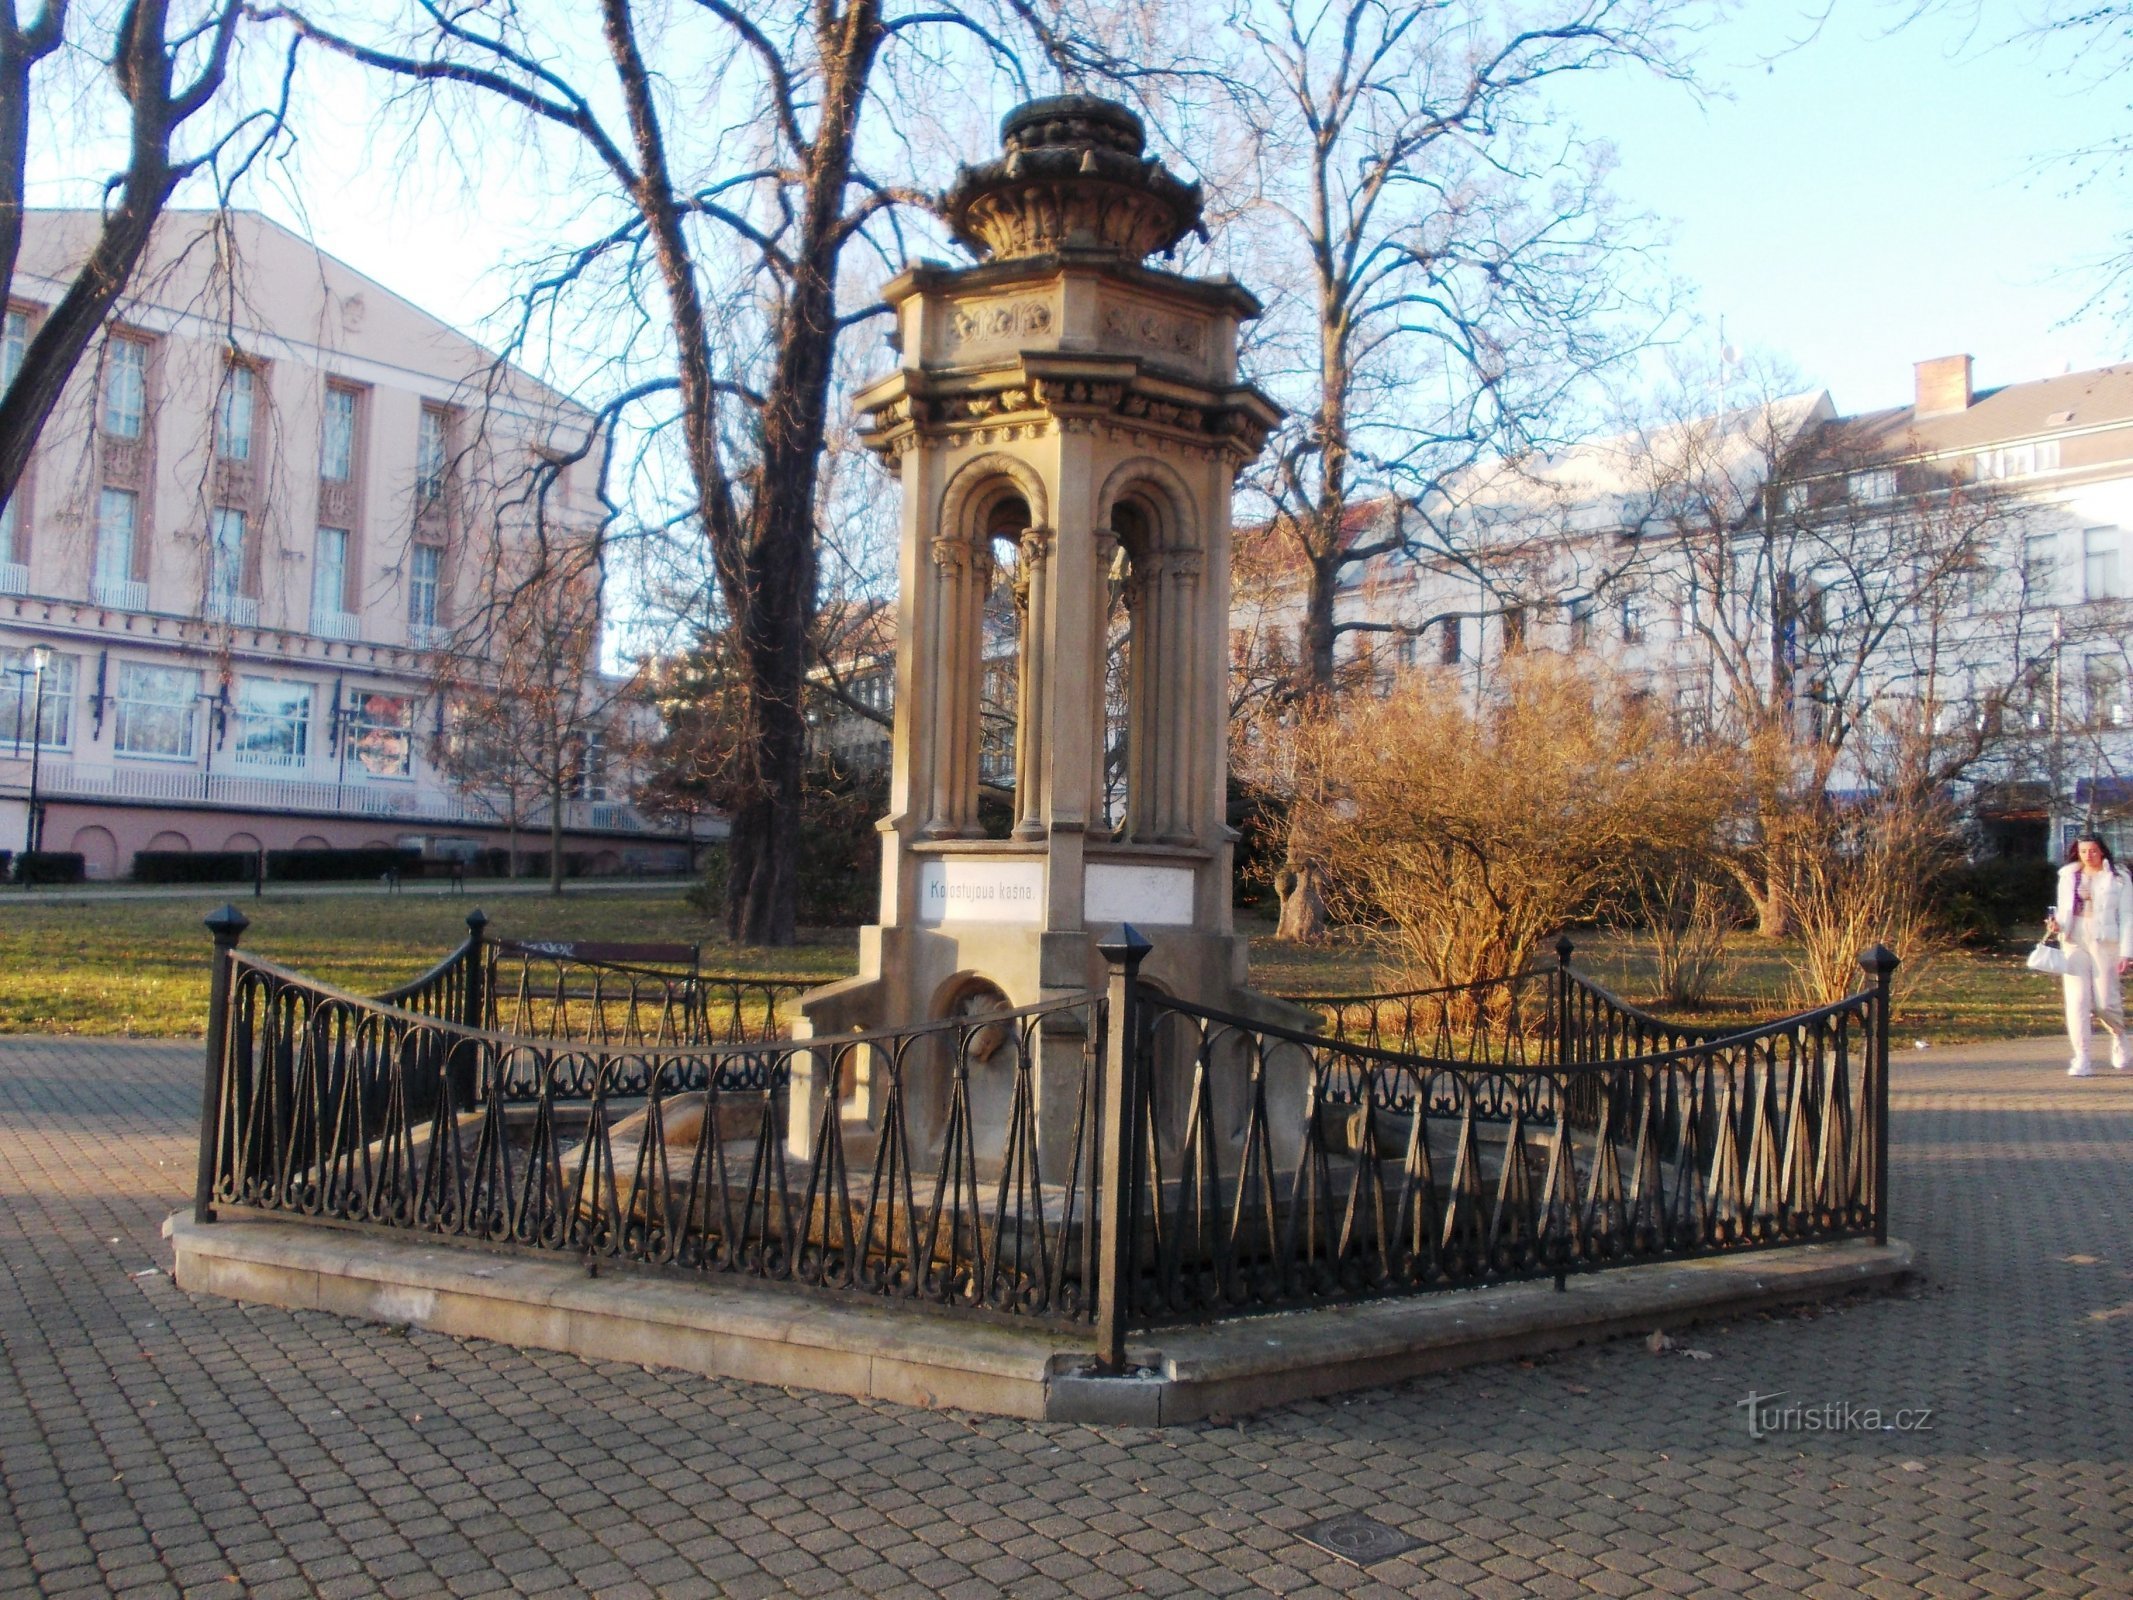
[1554,1,2128,413]
[28,3,2127,426]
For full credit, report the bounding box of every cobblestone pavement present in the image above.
[3,1032,2130,1599]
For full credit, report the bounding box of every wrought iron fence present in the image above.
[1095,931,1894,1360]
[192,908,1104,1326]
[190,910,1894,1367]
[355,913,809,1046]
[488,938,811,1047]
[1287,937,1737,1068]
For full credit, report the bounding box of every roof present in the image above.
[1822,363,2133,460]
[1433,389,1834,542]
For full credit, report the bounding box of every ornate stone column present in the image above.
[923,534,981,838]
[1160,548,1203,843]
[1089,524,1120,835]
[1013,524,1052,839]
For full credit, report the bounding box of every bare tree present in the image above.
[1615,359,2046,935]
[253,0,1160,946]
[1209,0,1701,937]
[0,2,293,513]
[434,539,638,895]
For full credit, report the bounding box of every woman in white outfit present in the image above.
[2048,833,2133,1076]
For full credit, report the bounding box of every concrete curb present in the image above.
[165,1214,1912,1425]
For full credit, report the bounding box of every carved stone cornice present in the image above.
[857,358,1278,467]
[941,97,1205,264]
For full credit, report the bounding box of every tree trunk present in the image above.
[549,776,566,895]
[1274,858,1328,942]
[716,5,877,947]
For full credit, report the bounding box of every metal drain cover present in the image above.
[1297,1512,1430,1568]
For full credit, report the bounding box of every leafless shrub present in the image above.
[1634,865,1736,1010]
[1782,795,1955,1010]
[1297,655,1739,994]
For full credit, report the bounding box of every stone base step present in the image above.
[164,1213,1911,1426]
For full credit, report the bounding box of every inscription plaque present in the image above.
[916,859,1045,925]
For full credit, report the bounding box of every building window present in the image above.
[233,677,310,767]
[350,689,414,777]
[321,386,357,481]
[113,661,198,759]
[576,731,607,800]
[416,407,448,503]
[2,308,25,386]
[0,309,25,559]
[207,508,245,615]
[408,543,442,630]
[2024,533,2058,600]
[216,364,254,462]
[1567,595,1596,652]
[1619,590,1646,644]
[1500,605,1526,653]
[1439,617,1461,665]
[102,338,147,438]
[2084,527,2121,601]
[2,646,74,749]
[95,487,137,596]
[1975,440,2062,481]
[1850,468,1897,501]
[314,527,348,620]
[2086,655,2128,728]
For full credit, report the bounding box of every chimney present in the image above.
[1914,354,1973,417]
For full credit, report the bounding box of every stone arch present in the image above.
[924,454,1054,840]
[223,831,263,854]
[147,829,192,852]
[938,452,1050,547]
[70,825,118,878]
[1093,455,1197,552]
[294,834,330,849]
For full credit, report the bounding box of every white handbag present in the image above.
[2027,937,2069,976]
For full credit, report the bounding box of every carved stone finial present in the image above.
[941,94,1206,263]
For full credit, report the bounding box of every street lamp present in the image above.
[23,640,51,862]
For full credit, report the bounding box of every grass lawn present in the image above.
[0,887,2062,1043]
[1240,916,2062,1045]
[0,887,857,1037]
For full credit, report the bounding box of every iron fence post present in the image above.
[1094,923,1153,1375]
[1554,934,1576,1068]
[453,908,489,1111]
[1859,944,1899,1246]
[462,908,489,1030]
[193,904,249,1224]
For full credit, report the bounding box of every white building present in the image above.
[1252,355,2133,861]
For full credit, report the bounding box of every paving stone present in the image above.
[3,1034,2131,1597]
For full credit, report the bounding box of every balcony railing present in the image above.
[312,609,361,641]
[203,594,260,627]
[92,577,149,611]
[0,561,25,595]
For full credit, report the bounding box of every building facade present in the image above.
[0,212,690,877]
[1245,354,2133,861]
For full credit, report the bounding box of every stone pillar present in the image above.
[1013,524,1052,839]
[1089,524,1120,836]
[1161,549,1203,844]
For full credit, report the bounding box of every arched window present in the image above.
[1102,498,1154,836]
[978,495,1031,835]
